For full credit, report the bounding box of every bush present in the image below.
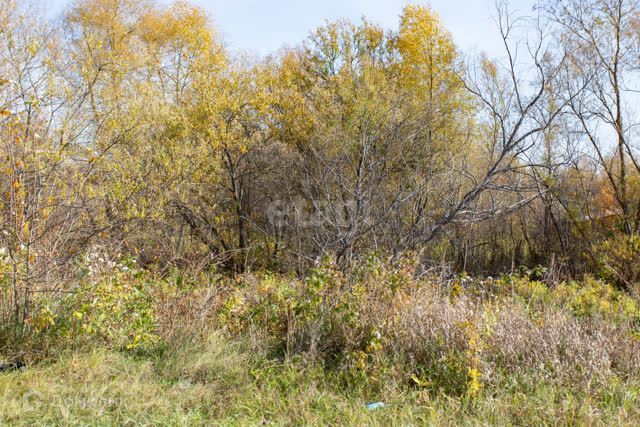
[4,255,640,424]
[26,266,160,356]
[593,233,640,292]
[215,259,640,398]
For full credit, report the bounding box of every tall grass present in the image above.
[2,258,640,425]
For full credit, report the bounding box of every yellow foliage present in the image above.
[397,5,457,92]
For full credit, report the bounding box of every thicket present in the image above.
[1,0,640,422]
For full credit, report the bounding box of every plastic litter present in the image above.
[0,361,25,372]
[366,402,385,410]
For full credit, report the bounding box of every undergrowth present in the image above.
[1,256,640,425]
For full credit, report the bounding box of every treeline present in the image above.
[1,0,640,329]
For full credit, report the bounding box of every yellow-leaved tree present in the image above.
[260,9,477,267]
[63,0,229,266]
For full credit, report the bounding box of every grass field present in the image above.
[3,268,640,426]
[2,332,640,426]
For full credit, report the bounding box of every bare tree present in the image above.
[546,0,640,234]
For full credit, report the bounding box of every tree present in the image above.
[0,0,101,337]
[546,0,640,234]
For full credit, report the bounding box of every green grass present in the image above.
[4,268,640,425]
[2,331,640,426]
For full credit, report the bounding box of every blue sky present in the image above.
[45,0,537,57]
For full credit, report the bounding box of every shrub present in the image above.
[593,233,640,292]
[216,259,640,399]
[553,277,640,322]
[12,255,640,404]
[27,267,160,355]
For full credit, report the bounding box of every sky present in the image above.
[45,0,538,58]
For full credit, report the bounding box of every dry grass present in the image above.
[2,263,640,425]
